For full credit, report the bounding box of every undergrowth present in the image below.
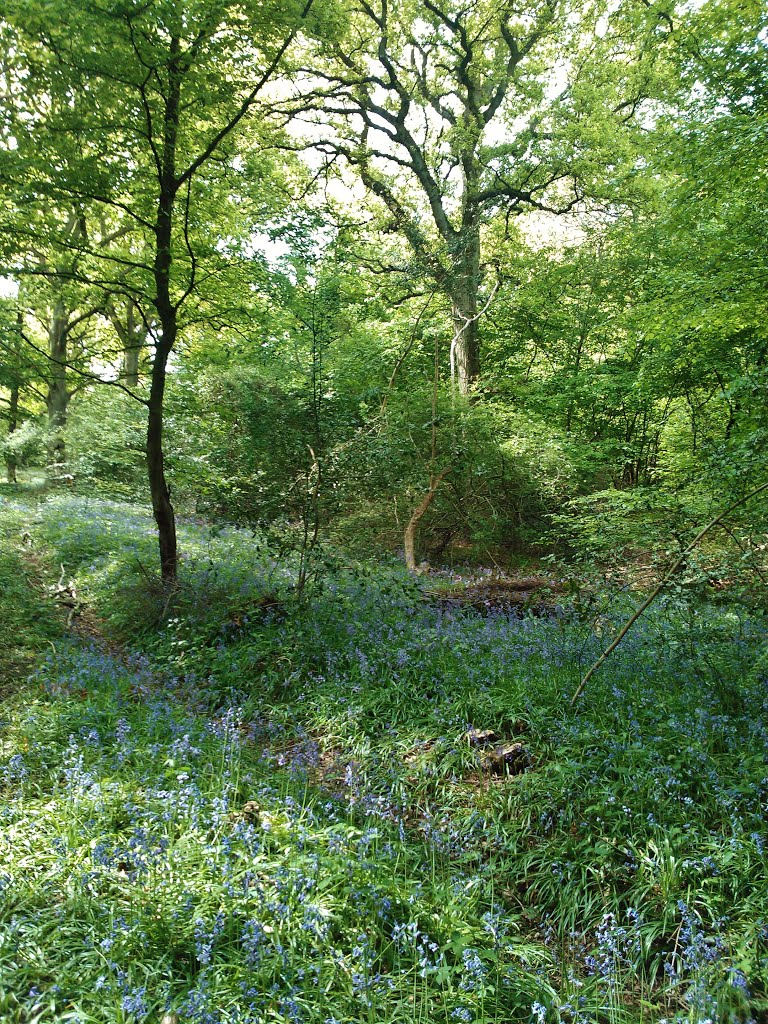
[0,499,62,695]
[0,495,766,1024]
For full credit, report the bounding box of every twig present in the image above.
[159,584,178,621]
[571,480,768,705]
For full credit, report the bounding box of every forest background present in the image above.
[0,0,765,580]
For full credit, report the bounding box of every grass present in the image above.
[0,493,766,1023]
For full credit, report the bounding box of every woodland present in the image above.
[0,0,767,1022]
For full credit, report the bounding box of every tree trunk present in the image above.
[113,299,144,386]
[147,35,181,584]
[147,341,177,583]
[403,469,451,573]
[46,297,69,478]
[5,310,22,483]
[125,302,142,385]
[449,231,481,394]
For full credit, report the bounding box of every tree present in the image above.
[289,0,676,393]
[1,0,333,580]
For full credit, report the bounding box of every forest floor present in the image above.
[0,490,766,1024]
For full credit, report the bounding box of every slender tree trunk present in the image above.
[5,310,23,483]
[147,339,177,582]
[147,36,181,584]
[404,469,451,573]
[108,298,144,386]
[46,297,69,478]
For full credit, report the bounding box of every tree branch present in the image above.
[176,0,316,189]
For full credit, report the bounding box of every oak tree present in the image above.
[290,0,676,392]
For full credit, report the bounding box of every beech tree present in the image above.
[1,0,332,581]
[289,0,676,393]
